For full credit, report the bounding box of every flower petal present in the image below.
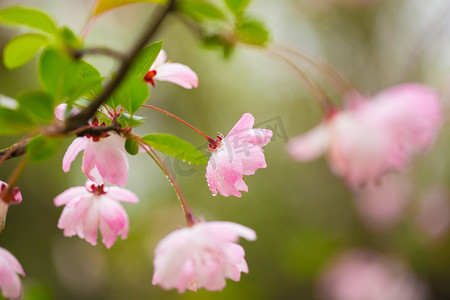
[62,137,89,172]
[107,187,139,203]
[154,62,199,89]
[287,124,330,162]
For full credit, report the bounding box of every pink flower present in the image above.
[0,181,22,205]
[317,250,428,300]
[206,113,272,197]
[54,181,139,248]
[144,49,198,89]
[54,103,79,121]
[152,221,256,293]
[62,133,129,187]
[0,247,25,300]
[287,84,442,187]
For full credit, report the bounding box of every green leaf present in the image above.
[68,61,103,102]
[58,26,83,49]
[130,40,162,80]
[0,6,58,34]
[117,113,146,128]
[26,135,62,163]
[3,33,48,69]
[236,18,269,46]
[112,77,149,114]
[142,133,208,165]
[39,47,81,100]
[225,0,250,15]
[177,0,226,21]
[125,138,139,155]
[0,107,34,135]
[16,90,55,124]
[90,0,167,18]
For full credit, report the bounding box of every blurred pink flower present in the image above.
[144,49,198,89]
[0,247,25,300]
[206,113,272,197]
[54,180,139,249]
[317,250,428,300]
[63,132,129,187]
[417,186,450,239]
[152,221,256,293]
[54,103,79,121]
[287,84,442,187]
[354,174,412,231]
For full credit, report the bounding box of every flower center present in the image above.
[144,70,157,87]
[207,134,224,152]
[88,183,107,196]
[85,118,111,142]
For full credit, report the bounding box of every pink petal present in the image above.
[287,124,330,162]
[0,273,22,300]
[81,199,100,246]
[151,49,167,70]
[62,137,89,172]
[98,198,128,248]
[245,129,273,147]
[93,136,129,187]
[154,62,199,89]
[107,187,139,203]
[226,113,254,139]
[54,103,67,121]
[54,186,88,206]
[0,248,24,276]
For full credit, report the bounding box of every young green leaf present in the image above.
[117,113,146,128]
[16,90,55,124]
[39,47,81,100]
[142,133,208,165]
[90,0,166,18]
[3,33,48,69]
[68,61,103,102]
[0,6,58,34]
[112,78,149,115]
[26,135,62,163]
[225,0,250,15]
[58,26,83,50]
[177,0,226,21]
[130,40,162,80]
[0,108,34,135]
[236,18,270,46]
[125,138,140,155]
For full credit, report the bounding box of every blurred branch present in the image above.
[70,47,126,61]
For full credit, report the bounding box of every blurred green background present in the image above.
[1,0,450,299]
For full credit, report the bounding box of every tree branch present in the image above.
[64,0,177,133]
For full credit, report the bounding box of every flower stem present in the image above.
[141,104,216,145]
[265,48,334,112]
[131,134,196,227]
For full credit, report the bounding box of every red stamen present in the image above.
[144,70,157,87]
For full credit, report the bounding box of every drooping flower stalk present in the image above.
[133,135,196,227]
[265,47,334,113]
[141,104,217,147]
[271,44,357,95]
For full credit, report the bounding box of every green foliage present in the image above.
[117,113,146,128]
[58,26,83,50]
[236,17,269,46]
[0,6,58,34]
[90,0,167,18]
[112,78,149,115]
[16,91,55,124]
[130,40,163,80]
[125,138,140,155]
[39,47,103,102]
[177,0,226,21]
[0,108,34,135]
[3,33,48,69]
[225,0,250,15]
[142,133,208,165]
[26,135,62,163]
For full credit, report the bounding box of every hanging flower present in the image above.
[287,84,442,187]
[54,180,139,248]
[144,49,199,89]
[152,221,256,293]
[205,113,272,197]
[62,128,129,187]
[0,247,25,300]
[0,181,22,205]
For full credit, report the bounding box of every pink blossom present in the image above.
[144,49,198,89]
[205,113,272,197]
[287,84,442,187]
[317,250,428,300]
[152,221,256,293]
[0,181,22,205]
[62,133,129,187]
[54,180,138,248]
[54,103,79,121]
[0,247,25,300]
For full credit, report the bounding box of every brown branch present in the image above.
[64,0,177,133]
[0,0,177,162]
